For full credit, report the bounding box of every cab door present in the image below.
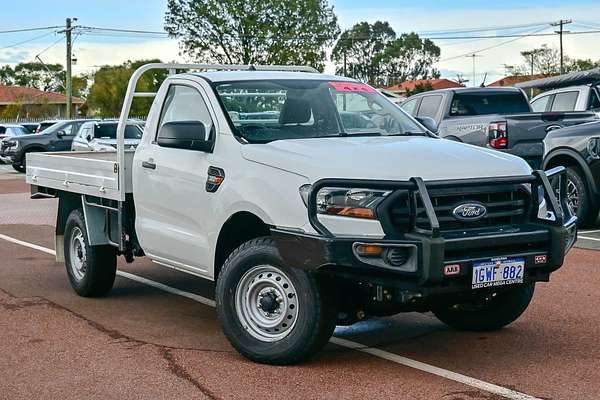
[133,79,218,277]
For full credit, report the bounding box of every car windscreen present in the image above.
[449,92,531,116]
[94,124,143,139]
[0,126,28,136]
[215,79,426,143]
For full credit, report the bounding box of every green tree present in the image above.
[164,0,339,70]
[13,62,65,92]
[565,58,600,73]
[87,59,166,117]
[331,21,396,84]
[331,23,440,85]
[380,32,440,86]
[0,65,16,85]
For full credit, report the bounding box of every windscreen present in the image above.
[449,92,531,116]
[94,124,143,139]
[215,80,426,143]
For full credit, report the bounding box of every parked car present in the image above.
[27,63,577,365]
[71,121,143,152]
[20,123,40,134]
[35,120,60,133]
[0,124,29,163]
[401,87,597,169]
[0,124,29,140]
[1,119,93,172]
[530,85,600,115]
[543,120,600,226]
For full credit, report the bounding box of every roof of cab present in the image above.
[185,71,357,83]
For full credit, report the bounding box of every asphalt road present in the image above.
[1,167,599,400]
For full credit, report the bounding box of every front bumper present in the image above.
[273,168,577,303]
[0,148,17,164]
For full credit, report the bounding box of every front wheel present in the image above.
[564,167,599,227]
[64,209,117,297]
[12,163,24,173]
[433,284,535,331]
[216,237,336,365]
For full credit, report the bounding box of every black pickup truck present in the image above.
[543,121,600,226]
[401,87,597,169]
[0,119,92,172]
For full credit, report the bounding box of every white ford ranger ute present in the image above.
[26,64,578,365]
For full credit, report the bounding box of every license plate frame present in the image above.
[472,257,525,289]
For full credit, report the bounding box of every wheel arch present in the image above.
[543,148,598,196]
[214,211,271,279]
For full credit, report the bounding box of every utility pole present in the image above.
[62,18,77,118]
[551,19,572,74]
[466,54,482,87]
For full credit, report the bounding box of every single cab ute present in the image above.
[27,64,578,364]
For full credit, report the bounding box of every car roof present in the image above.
[0,124,27,128]
[185,71,357,83]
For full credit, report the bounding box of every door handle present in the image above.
[142,160,156,170]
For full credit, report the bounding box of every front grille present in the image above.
[387,185,531,232]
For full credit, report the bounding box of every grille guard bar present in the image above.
[307,167,574,238]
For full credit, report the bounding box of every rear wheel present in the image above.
[216,237,336,365]
[433,284,535,331]
[64,209,117,297]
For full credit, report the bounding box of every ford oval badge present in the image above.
[452,202,487,221]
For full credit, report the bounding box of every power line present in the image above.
[34,34,65,58]
[438,26,550,63]
[416,21,552,35]
[0,31,56,50]
[0,26,61,35]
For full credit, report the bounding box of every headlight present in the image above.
[587,137,600,159]
[4,140,18,149]
[299,184,391,219]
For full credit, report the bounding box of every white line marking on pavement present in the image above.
[580,229,600,234]
[117,270,216,307]
[0,233,56,255]
[0,233,542,400]
[578,235,600,242]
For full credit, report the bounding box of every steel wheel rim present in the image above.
[69,226,87,281]
[234,265,299,342]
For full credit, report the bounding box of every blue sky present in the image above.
[2,1,600,84]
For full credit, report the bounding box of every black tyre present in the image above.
[216,237,336,365]
[564,167,598,227]
[64,209,117,297]
[12,163,25,173]
[433,284,535,332]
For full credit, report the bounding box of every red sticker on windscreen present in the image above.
[329,81,376,93]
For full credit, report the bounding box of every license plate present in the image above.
[472,257,524,289]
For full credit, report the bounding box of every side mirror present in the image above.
[56,130,66,138]
[415,116,438,133]
[85,134,93,142]
[157,121,214,152]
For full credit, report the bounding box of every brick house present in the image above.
[0,85,84,119]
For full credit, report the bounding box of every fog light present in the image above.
[385,248,409,266]
[355,244,383,257]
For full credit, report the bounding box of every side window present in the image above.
[550,91,579,112]
[401,98,419,115]
[531,95,550,112]
[417,95,442,119]
[157,84,213,139]
[588,90,600,111]
[61,123,75,136]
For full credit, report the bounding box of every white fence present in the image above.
[0,116,148,124]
